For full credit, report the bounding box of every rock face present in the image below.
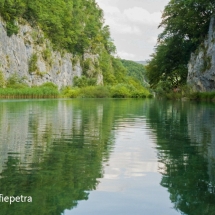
[0,18,103,88]
[187,17,215,91]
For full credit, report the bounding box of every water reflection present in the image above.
[147,100,215,215]
[0,99,116,214]
[0,99,215,214]
[0,99,154,214]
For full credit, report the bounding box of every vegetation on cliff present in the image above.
[0,0,112,55]
[146,0,215,90]
[0,72,58,98]
[64,60,151,98]
[0,0,150,97]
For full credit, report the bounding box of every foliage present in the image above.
[0,74,59,98]
[98,51,115,85]
[6,20,19,36]
[0,71,6,88]
[99,53,127,85]
[146,0,215,89]
[0,0,114,56]
[110,83,151,98]
[64,86,110,98]
[28,53,38,73]
[0,86,59,98]
[6,73,27,88]
[153,82,215,102]
[110,84,131,98]
[189,91,215,101]
[40,82,58,89]
[64,83,151,99]
[79,86,110,98]
[73,76,97,88]
[63,87,81,98]
[121,59,147,83]
[42,49,52,65]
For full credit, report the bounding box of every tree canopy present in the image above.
[121,59,147,83]
[146,0,215,89]
[0,0,115,55]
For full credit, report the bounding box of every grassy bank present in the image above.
[63,84,152,98]
[155,85,215,102]
[0,72,152,99]
[165,91,215,102]
[0,81,59,99]
[0,86,59,98]
[0,84,152,99]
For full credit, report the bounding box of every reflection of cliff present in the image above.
[0,100,109,170]
[0,99,152,215]
[0,99,115,215]
[146,100,215,215]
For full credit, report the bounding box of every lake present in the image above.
[0,99,214,215]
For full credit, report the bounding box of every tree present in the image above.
[146,0,215,88]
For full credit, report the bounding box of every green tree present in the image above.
[146,0,215,89]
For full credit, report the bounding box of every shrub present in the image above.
[6,73,28,88]
[73,76,97,87]
[110,84,131,98]
[91,86,110,98]
[0,85,59,98]
[87,78,97,86]
[131,90,147,98]
[73,76,88,88]
[63,86,110,98]
[189,91,215,101]
[40,82,58,89]
[6,21,19,36]
[0,71,6,88]
[6,83,28,89]
[29,54,38,73]
[63,82,151,99]
[65,88,81,98]
[42,49,52,65]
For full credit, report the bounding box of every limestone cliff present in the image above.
[0,18,103,88]
[187,17,215,91]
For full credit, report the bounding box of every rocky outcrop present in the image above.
[0,18,103,88]
[187,17,215,91]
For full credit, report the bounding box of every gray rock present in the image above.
[187,17,215,92]
[0,18,103,89]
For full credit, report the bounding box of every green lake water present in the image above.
[0,99,215,215]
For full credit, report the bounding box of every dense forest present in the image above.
[121,59,148,86]
[0,0,113,55]
[146,0,215,90]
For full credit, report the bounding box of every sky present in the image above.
[96,0,170,61]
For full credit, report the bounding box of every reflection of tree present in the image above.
[0,141,98,214]
[0,100,115,215]
[0,99,149,215]
[147,100,215,215]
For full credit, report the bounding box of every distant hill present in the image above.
[135,61,147,65]
[121,59,149,87]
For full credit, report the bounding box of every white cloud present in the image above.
[107,20,142,35]
[147,36,158,44]
[124,7,161,25]
[98,3,120,15]
[117,51,136,60]
[96,0,169,60]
